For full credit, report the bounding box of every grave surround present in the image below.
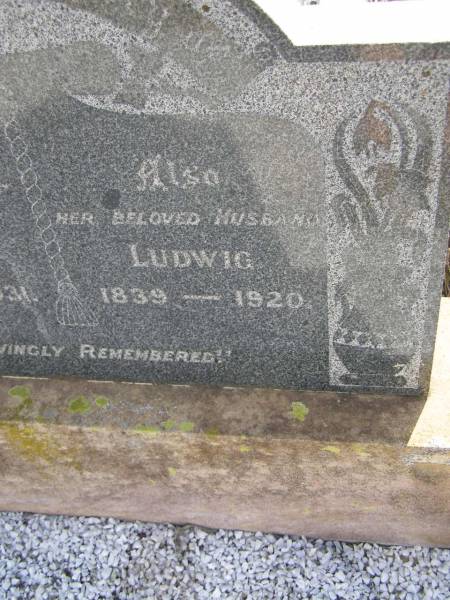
[0,0,449,547]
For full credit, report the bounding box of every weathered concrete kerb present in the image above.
[0,369,449,547]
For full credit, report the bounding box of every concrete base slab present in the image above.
[1,300,449,547]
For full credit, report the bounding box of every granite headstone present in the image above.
[0,0,449,394]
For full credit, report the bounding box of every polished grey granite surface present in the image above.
[0,0,449,394]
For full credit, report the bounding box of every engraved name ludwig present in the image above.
[331,100,432,387]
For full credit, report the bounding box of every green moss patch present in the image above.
[68,395,91,414]
[291,401,309,422]
[8,385,31,400]
[94,396,109,408]
[134,424,161,434]
[178,421,195,432]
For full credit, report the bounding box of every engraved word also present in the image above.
[137,155,220,192]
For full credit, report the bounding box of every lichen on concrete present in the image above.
[94,396,109,408]
[134,425,161,434]
[178,421,195,432]
[322,445,341,455]
[239,445,251,453]
[8,385,32,400]
[68,396,91,414]
[0,422,82,472]
[7,385,33,419]
[291,402,309,422]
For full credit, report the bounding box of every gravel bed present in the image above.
[0,512,449,599]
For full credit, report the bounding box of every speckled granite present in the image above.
[0,0,448,394]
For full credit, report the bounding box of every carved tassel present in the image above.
[3,118,97,327]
